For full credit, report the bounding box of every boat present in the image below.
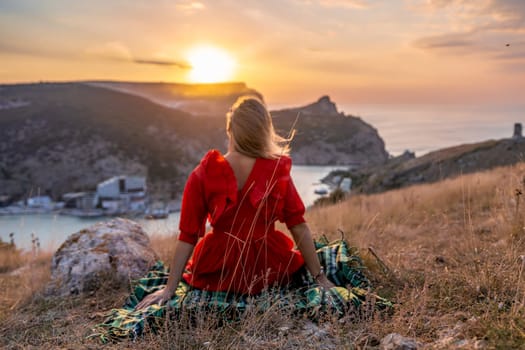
[59,208,105,218]
[314,186,329,195]
[144,207,169,220]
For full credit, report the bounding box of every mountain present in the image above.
[0,82,388,200]
[272,96,389,166]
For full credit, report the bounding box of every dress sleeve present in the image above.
[282,176,306,229]
[178,169,208,245]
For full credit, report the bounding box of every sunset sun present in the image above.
[186,46,236,83]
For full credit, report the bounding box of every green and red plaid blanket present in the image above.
[91,238,391,343]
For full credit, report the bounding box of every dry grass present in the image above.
[0,245,24,274]
[1,163,525,348]
[307,162,525,348]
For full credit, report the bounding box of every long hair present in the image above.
[226,96,293,159]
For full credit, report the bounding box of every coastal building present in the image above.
[27,195,53,209]
[340,177,352,193]
[96,176,147,214]
[62,192,98,210]
[0,195,11,207]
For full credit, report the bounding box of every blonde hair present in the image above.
[226,96,293,159]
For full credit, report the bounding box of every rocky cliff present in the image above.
[0,83,388,200]
[272,96,388,166]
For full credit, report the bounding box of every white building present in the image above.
[62,192,98,210]
[27,196,53,209]
[340,177,352,193]
[96,176,147,214]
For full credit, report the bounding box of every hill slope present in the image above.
[0,82,225,199]
[326,137,525,194]
[87,81,262,116]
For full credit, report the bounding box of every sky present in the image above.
[1,0,524,106]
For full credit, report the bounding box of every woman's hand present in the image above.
[135,288,172,310]
[316,273,336,290]
[134,240,194,311]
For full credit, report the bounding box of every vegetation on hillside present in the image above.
[0,83,226,199]
[1,162,524,348]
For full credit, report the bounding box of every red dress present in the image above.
[178,150,306,295]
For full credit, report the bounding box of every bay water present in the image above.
[0,165,343,251]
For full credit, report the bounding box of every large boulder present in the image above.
[49,218,158,296]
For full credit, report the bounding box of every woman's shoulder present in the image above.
[192,149,235,184]
[194,149,226,171]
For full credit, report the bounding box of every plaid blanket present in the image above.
[91,239,391,343]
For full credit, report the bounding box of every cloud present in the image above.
[422,0,525,30]
[85,41,191,69]
[413,0,525,60]
[175,1,206,14]
[295,0,369,9]
[0,40,78,59]
[0,41,40,57]
[133,58,191,69]
[317,0,369,9]
[414,33,474,49]
[425,0,485,9]
[85,41,133,61]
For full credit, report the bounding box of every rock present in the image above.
[298,96,340,116]
[301,321,335,349]
[380,333,421,350]
[49,218,158,296]
[429,320,487,349]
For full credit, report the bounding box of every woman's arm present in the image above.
[289,222,335,289]
[135,239,194,310]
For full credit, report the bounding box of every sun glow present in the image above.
[186,46,236,83]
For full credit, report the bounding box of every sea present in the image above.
[1,103,523,251]
[342,103,525,156]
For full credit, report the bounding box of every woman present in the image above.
[136,96,334,310]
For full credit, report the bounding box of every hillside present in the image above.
[0,82,225,199]
[0,82,388,200]
[87,81,263,116]
[324,136,525,194]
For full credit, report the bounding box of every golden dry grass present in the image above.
[307,162,525,347]
[1,162,525,348]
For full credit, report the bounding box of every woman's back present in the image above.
[224,151,256,191]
